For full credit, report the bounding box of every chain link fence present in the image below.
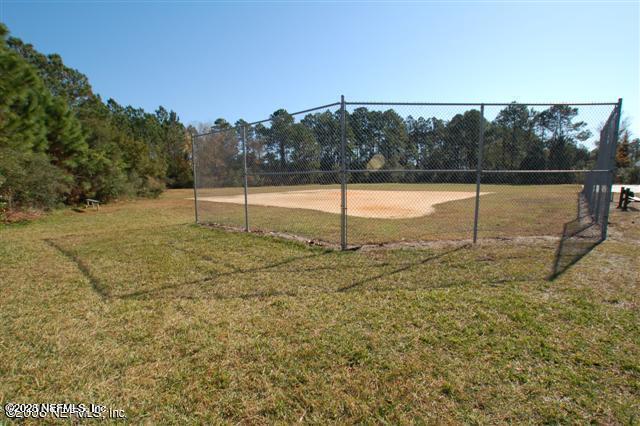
[192,97,621,250]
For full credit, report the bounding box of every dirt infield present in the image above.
[197,189,487,219]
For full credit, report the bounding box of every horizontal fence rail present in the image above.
[247,170,341,176]
[346,101,619,107]
[192,96,622,252]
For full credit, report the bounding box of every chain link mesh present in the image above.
[192,100,620,248]
[478,103,618,240]
[346,104,479,243]
[193,127,245,230]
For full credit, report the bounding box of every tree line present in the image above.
[196,103,633,187]
[0,24,192,212]
[3,21,637,214]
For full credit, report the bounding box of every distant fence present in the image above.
[192,97,622,250]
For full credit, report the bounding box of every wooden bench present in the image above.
[85,198,100,210]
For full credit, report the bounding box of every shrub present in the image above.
[617,166,640,184]
[0,148,70,209]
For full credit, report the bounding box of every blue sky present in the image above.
[2,1,639,136]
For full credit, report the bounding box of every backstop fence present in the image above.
[192,97,622,249]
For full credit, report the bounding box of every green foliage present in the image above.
[157,107,192,188]
[7,35,93,107]
[1,24,192,211]
[0,24,72,209]
[491,104,536,169]
[221,102,600,187]
[0,148,70,208]
[629,138,640,165]
[301,111,342,170]
[620,137,640,184]
[616,167,640,184]
[0,25,48,154]
[607,128,639,184]
[195,127,241,188]
[616,131,632,168]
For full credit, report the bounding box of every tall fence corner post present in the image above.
[473,103,485,244]
[340,95,347,250]
[191,132,199,224]
[601,98,623,240]
[242,125,249,232]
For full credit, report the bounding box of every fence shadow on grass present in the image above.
[114,248,346,301]
[99,242,474,301]
[548,195,604,280]
[51,225,551,302]
[112,242,541,302]
[336,244,470,293]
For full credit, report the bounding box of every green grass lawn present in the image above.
[1,190,638,423]
[196,183,581,245]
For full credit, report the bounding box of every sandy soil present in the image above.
[197,189,488,219]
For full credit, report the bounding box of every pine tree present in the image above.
[0,24,48,154]
[616,131,631,168]
[0,24,72,208]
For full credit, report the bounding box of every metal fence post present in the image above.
[472,104,485,244]
[340,95,347,250]
[601,98,623,239]
[242,125,249,232]
[190,133,199,224]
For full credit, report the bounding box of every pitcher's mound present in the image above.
[197,189,486,219]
